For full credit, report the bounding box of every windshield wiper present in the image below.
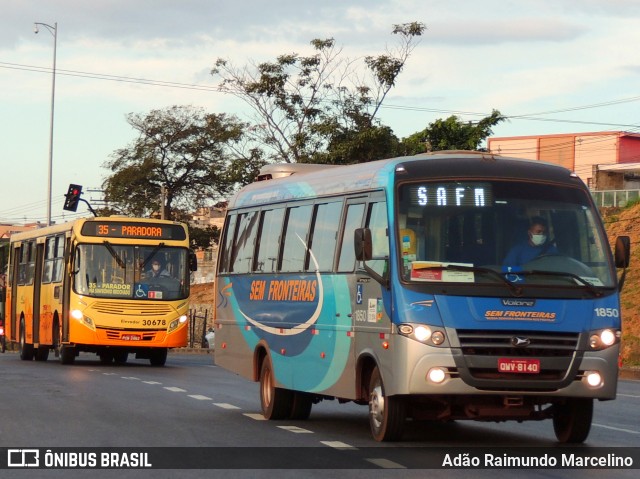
[418,265,524,297]
[141,242,166,270]
[517,269,603,297]
[103,241,126,269]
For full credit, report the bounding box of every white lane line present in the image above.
[277,425,313,434]
[593,423,640,434]
[320,441,357,450]
[243,413,267,421]
[121,377,140,380]
[164,387,187,392]
[214,403,241,410]
[366,458,406,469]
[188,394,212,401]
[102,373,117,376]
[143,381,162,385]
[618,393,640,398]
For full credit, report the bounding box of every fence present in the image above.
[591,189,640,208]
[188,305,214,349]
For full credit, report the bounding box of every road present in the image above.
[0,351,638,478]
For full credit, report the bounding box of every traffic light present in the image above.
[63,184,83,212]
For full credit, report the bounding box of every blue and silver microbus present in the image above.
[214,151,630,442]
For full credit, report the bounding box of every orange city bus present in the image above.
[5,217,197,366]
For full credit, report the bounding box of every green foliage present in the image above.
[401,109,506,154]
[189,224,221,248]
[102,106,256,219]
[212,22,425,165]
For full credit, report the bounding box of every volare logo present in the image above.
[8,449,39,467]
[501,299,536,307]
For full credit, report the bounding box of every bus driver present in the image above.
[503,216,557,266]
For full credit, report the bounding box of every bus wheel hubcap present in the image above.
[369,385,384,429]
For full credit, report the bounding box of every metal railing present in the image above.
[591,189,640,207]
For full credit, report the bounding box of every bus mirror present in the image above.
[354,228,373,262]
[189,250,198,272]
[614,236,630,268]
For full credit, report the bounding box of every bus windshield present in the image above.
[397,179,615,289]
[73,244,189,300]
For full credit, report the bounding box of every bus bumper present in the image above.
[403,345,619,400]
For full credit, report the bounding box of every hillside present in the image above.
[602,203,640,365]
[191,203,640,365]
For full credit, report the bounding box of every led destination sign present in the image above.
[81,221,187,240]
[407,183,493,207]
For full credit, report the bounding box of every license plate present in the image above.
[498,358,540,374]
[121,334,141,341]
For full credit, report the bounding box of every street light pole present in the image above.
[34,21,57,226]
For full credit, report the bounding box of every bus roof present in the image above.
[229,151,582,209]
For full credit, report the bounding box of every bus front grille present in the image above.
[89,301,174,316]
[453,329,582,389]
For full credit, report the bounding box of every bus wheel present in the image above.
[59,345,76,365]
[553,398,593,443]
[149,348,167,366]
[259,358,293,420]
[35,346,50,362]
[289,392,313,420]
[113,350,129,364]
[19,318,34,361]
[368,366,406,441]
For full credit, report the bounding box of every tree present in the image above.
[102,106,260,219]
[211,22,425,164]
[401,109,505,155]
[189,224,221,249]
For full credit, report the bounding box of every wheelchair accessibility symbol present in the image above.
[135,284,149,298]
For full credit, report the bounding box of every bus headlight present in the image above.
[168,315,188,332]
[71,309,95,330]
[398,323,447,347]
[589,328,620,350]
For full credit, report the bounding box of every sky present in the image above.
[2,0,640,225]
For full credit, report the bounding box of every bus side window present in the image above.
[337,203,365,272]
[307,202,341,272]
[280,205,313,273]
[218,214,237,273]
[255,209,285,273]
[230,212,259,274]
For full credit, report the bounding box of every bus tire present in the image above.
[60,345,76,365]
[113,350,129,364]
[149,348,167,366]
[553,398,593,443]
[259,358,293,420]
[368,366,406,442]
[19,318,34,361]
[289,392,313,420]
[35,346,50,362]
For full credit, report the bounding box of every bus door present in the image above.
[32,241,45,345]
[9,243,20,341]
[350,199,392,353]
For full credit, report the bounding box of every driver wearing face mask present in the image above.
[503,216,558,266]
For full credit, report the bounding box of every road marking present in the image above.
[164,386,187,392]
[102,373,117,376]
[143,381,162,385]
[320,441,356,450]
[121,377,140,380]
[593,423,640,434]
[243,413,267,421]
[618,393,640,398]
[188,394,212,400]
[214,403,241,410]
[277,425,313,434]
[366,458,406,469]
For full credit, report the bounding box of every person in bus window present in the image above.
[146,259,171,279]
[503,216,558,266]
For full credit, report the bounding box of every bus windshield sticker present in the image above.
[410,261,474,282]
